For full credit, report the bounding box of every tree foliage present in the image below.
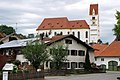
[84,49,91,71]
[113,11,120,41]
[50,44,68,70]
[0,25,15,35]
[21,41,49,70]
[13,60,21,67]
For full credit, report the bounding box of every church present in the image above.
[36,4,100,43]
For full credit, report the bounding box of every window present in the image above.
[86,31,88,38]
[46,61,49,67]
[65,39,72,44]
[71,50,77,56]
[78,31,80,39]
[64,62,70,68]
[54,32,57,35]
[71,62,77,69]
[101,58,104,61]
[86,40,88,43]
[92,17,95,20]
[78,62,84,68]
[78,50,85,56]
[60,32,63,35]
[95,57,97,61]
[67,50,70,55]
[72,32,75,36]
[119,58,120,61]
[92,22,95,24]
[68,32,70,34]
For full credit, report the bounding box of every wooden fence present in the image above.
[0,71,44,80]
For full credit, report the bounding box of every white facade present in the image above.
[44,37,94,69]
[89,8,100,43]
[37,29,90,43]
[95,57,120,69]
[14,36,94,70]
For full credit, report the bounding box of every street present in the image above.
[45,71,120,80]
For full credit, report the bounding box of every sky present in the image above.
[0,0,120,43]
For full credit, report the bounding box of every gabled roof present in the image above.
[91,43,108,57]
[97,41,120,57]
[36,17,89,30]
[43,35,93,50]
[89,4,98,15]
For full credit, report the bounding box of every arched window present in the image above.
[78,31,80,39]
[86,31,88,38]
[60,32,63,35]
[68,32,70,34]
[54,32,57,35]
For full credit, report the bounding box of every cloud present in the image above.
[0,0,120,43]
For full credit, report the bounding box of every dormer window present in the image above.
[65,39,72,44]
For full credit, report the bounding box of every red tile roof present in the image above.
[91,44,108,57]
[97,41,120,57]
[36,17,89,30]
[89,4,98,15]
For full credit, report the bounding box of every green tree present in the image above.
[21,41,49,71]
[84,49,91,72]
[50,44,68,70]
[0,25,15,35]
[13,60,21,67]
[113,11,120,41]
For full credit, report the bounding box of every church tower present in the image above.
[89,4,100,43]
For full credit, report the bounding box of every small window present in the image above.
[92,22,95,24]
[71,50,77,56]
[78,62,84,68]
[68,32,70,34]
[86,40,88,43]
[67,50,70,55]
[60,32,63,35]
[78,50,85,56]
[54,32,57,35]
[46,61,49,67]
[73,32,75,35]
[78,31,80,39]
[86,31,88,38]
[92,17,95,20]
[71,62,77,69]
[101,58,104,61]
[119,58,120,61]
[95,57,97,61]
[65,39,72,44]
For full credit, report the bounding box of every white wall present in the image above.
[95,57,120,69]
[37,29,90,43]
[45,37,94,69]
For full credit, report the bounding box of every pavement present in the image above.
[45,71,120,80]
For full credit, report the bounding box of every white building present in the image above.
[89,4,100,43]
[36,4,100,44]
[43,35,94,69]
[0,35,95,70]
[36,17,90,43]
[92,41,120,70]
